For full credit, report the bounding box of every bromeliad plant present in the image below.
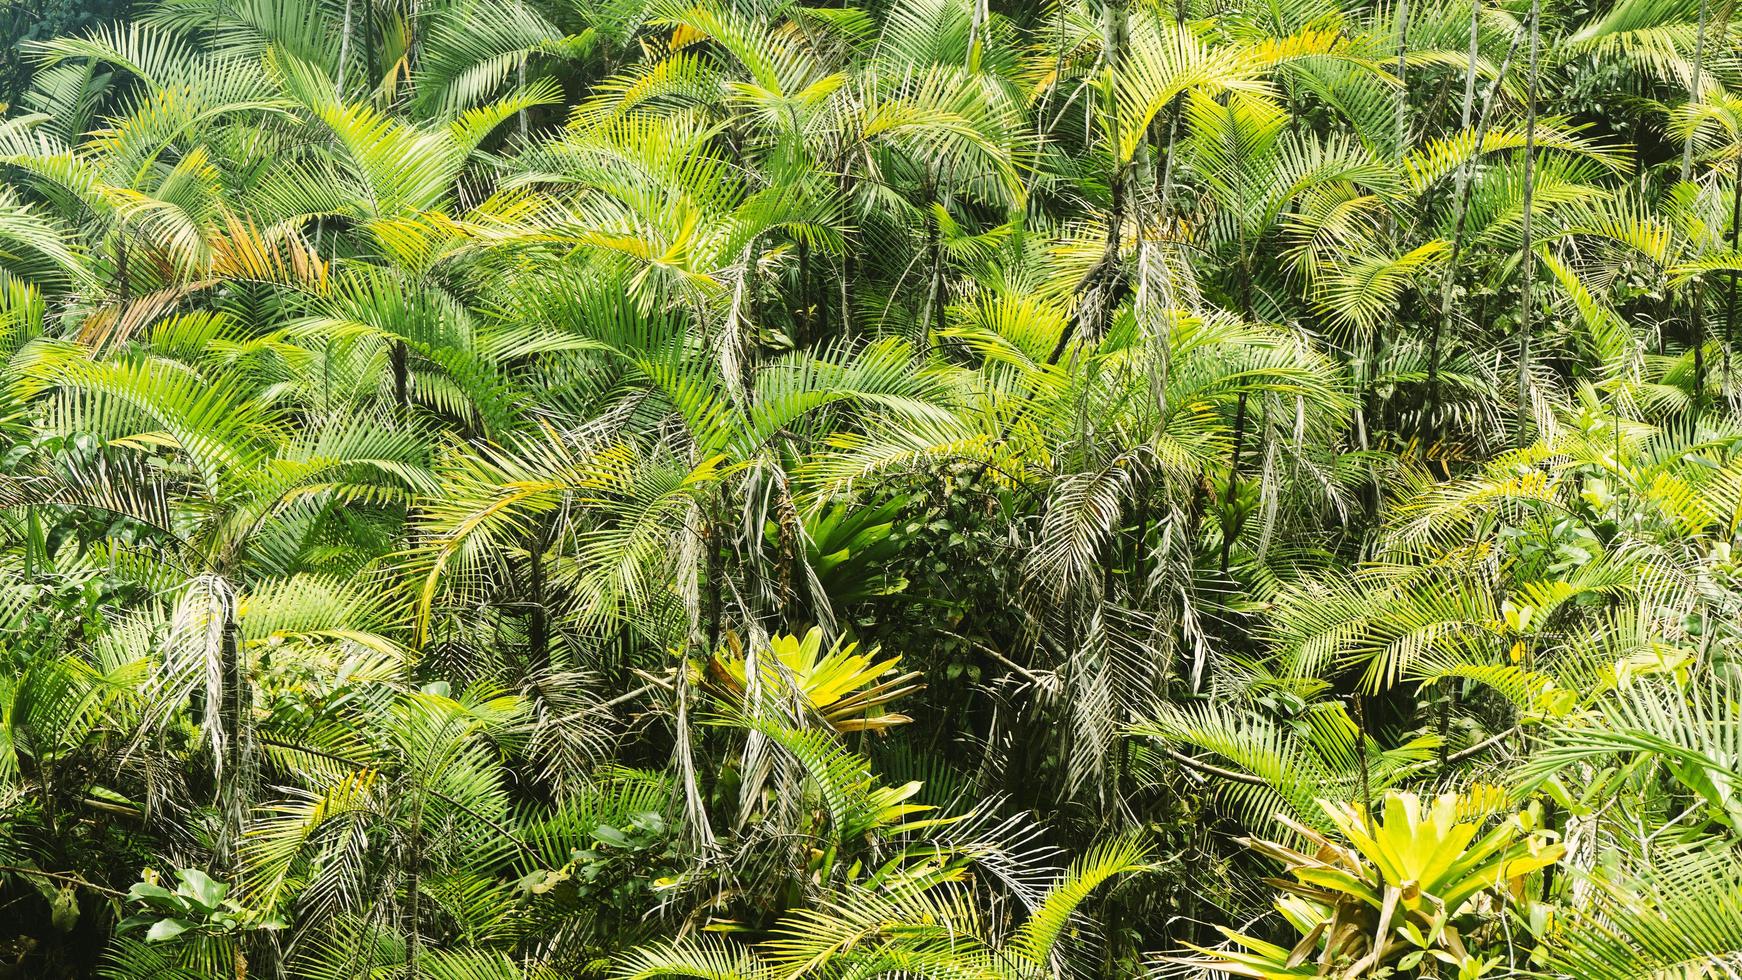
[1184,791,1564,980]
[707,628,922,734]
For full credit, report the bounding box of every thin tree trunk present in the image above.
[1155,0,1187,212]
[797,238,812,346]
[115,231,130,312]
[1436,680,1454,773]
[528,524,548,673]
[1427,0,1484,450]
[337,0,355,95]
[839,171,856,340]
[704,513,723,653]
[1516,0,1542,441]
[930,224,945,346]
[1220,391,1248,573]
[405,802,423,980]
[1439,15,1528,277]
[1221,245,1262,572]
[1393,0,1410,162]
[1681,0,1712,184]
[392,339,409,415]
[215,596,251,893]
[1684,0,1711,423]
[811,236,829,343]
[406,0,422,92]
[1354,692,1375,834]
[966,0,986,68]
[923,193,942,356]
[1099,0,1129,339]
[1728,156,1740,396]
[1539,797,1561,899]
[1693,289,1706,422]
[363,0,375,97]
[23,507,37,577]
[219,615,242,822]
[838,254,852,341]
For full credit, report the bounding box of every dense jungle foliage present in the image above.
[3,0,1742,975]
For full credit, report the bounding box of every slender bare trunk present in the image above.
[528,524,548,672]
[1728,157,1740,397]
[405,802,422,979]
[1683,0,1711,424]
[337,0,355,95]
[1156,0,1187,212]
[1427,0,1483,448]
[704,512,723,653]
[363,0,375,98]
[1681,0,1711,183]
[392,339,409,415]
[838,255,852,341]
[1435,5,1527,445]
[1354,693,1375,834]
[406,0,422,92]
[219,615,242,835]
[923,189,942,356]
[1516,0,1541,440]
[1220,391,1248,573]
[797,238,813,346]
[838,171,856,340]
[115,231,130,312]
[213,581,253,939]
[1393,0,1410,162]
[1102,0,1129,342]
[1693,288,1706,421]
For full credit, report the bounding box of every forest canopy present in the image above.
[0,0,1740,976]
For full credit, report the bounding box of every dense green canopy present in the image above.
[2,0,1742,976]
